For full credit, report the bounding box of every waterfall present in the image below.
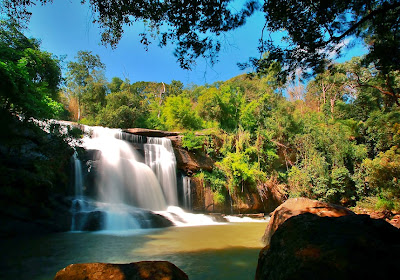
[144,137,178,206]
[70,126,217,232]
[182,176,192,210]
[84,127,167,210]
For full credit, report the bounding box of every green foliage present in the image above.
[218,149,265,193]
[0,21,63,119]
[182,132,204,151]
[361,146,400,198]
[196,168,227,204]
[362,110,400,155]
[375,197,396,211]
[197,85,244,132]
[202,168,227,193]
[66,50,106,120]
[162,95,203,130]
[97,90,148,128]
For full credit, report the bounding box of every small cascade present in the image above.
[72,151,83,197]
[182,175,192,210]
[71,151,85,231]
[157,206,218,227]
[144,137,178,206]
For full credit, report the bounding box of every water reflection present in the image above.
[0,223,266,280]
[134,223,265,255]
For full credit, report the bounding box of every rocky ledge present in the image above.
[123,128,179,137]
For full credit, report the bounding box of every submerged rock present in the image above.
[262,197,354,245]
[54,261,189,280]
[255,213,400,280]
[72,206,173,231]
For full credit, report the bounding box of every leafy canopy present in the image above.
[4,0,399,83]
[3,0,258,70]
[0,20,63,118]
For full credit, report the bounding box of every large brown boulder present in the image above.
[255,213,400,280]
[262,197,354,245]
[54,261,188,280]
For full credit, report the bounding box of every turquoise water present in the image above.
[0,223,266,280]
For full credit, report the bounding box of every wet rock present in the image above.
[0,115,74,237]
[168,135,214,172]
[139,212,174,228]
[74,211,105,231]
[262,197,354,245]
[208,213,228,222]
[255,213,400,280]
[54,261,189,280]
[73,208,173,231]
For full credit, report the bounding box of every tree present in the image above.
[0,20,63,119]
[338,57,400,107]
[162,95,203,130]
[66,50,106,121]
[4,1,399,84]
[108,77,124,93]
[97,89,148,128]
[239,0,399,91]
[306,68,348,118]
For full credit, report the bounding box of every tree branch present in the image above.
[331,2,400,43]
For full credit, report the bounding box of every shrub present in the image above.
[182,132,204,151]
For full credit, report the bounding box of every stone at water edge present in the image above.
[390,214,400,228]
[54,261,189,280]
[262,197,355,245]
[255,213,400,280]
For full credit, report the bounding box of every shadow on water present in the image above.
[0,223,266,280]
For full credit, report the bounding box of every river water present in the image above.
[0,222,267,280]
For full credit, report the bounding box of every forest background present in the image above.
[1,1,399,212]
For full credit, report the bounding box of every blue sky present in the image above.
[26,1,368,86]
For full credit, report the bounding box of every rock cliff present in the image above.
[0,114,74,237]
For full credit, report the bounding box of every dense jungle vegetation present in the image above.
[57,50,399,211]
[1,0,399,212]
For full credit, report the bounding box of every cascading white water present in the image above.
[70,127,170,232]
[182,175,192,210]
[72,151,83,197]
[144,137,178,206]
[71,151,86,231]
[84,127,167,210]
[70,126,221,232]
